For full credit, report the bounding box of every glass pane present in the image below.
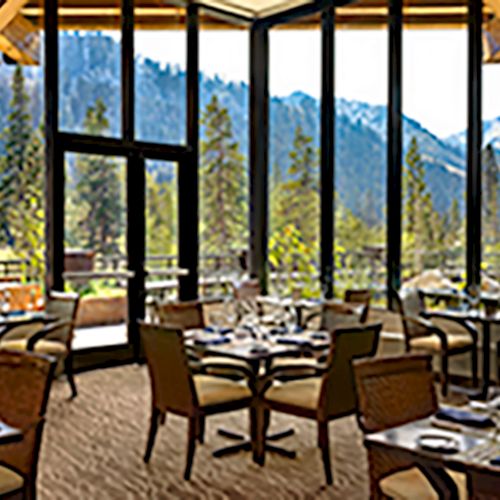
[145,160,179,304]
[199,25,249,298]
[64,152,127,348]
[59,16,122,137]
[334,22,388,304]
[135,14,187,144]
[482,15,500,290]
[268,26,321,298]
[0,63,45,286]
[401,14,467,291]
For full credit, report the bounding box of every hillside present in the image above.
[0,31,475,221]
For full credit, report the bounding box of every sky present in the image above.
[134,29,500,139]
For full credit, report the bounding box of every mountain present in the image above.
[0,31,477,222]
[448,117,500,153]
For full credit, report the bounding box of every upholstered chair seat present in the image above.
[0,338,68,356]
[0,465,24,497]
[193,375,252,407]
[380,467,467,500]
[409,334,473,351]
[264,377,322,413]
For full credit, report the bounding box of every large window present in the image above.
[268,26,321,298]
[401,21,467,288]
[334,24,388,302]
[199,26,249,297]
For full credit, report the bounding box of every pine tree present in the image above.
[146,170,176,256]
[72,99,124,256]
[277,126,319,247]
[200,94,247,254]
[269,126,319,296]
[0,65,33,244]
[403,136,437,274]
[0,66,45,280]
[482,143,500,271]
[482,144,499,246]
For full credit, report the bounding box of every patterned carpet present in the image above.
[38,365,370,500]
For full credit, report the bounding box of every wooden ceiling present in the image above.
[10,0,495,30]
[0,0,497,65]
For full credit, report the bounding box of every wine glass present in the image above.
[467,285,480,312]
[285,307,297,334]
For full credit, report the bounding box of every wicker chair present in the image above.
[0,350,56,499]
[153,300,205,329]
[276,301,365,377]
[344,288,371,323]
[393,289,478,396]
[140,323,253,480]
[353,354,467,500]
[258,323,382,485]
[231,279,262,321]
[0,291,80,398]
[152,300,250,380]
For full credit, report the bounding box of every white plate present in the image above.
[417,433,460,454]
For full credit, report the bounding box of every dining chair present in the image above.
[231,279,262,321]
[344,288,371,323]
[276,301,365,377]
[303,300,363,331]
[353,354,467,500]
[0,350,56,499]
[140,322,254,480]
[393,288,478,397]
[258,323,382,485]
[152,299,251,383]
[0,291,80,398]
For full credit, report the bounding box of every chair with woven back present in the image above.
[153,299,250,369]
[353,354,467,500]
[140,323,253,480]
[0,350,56,499]
[0,291,80,398]
[344,288,371,323]
[231,278,262,322]
[393,288,478,396]
[273,300,365,376]
[257,323,382,485]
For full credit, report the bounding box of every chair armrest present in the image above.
[422,311,479,343]
[302,311,321,329]
[26,320,72,351]
[402,316,449,347]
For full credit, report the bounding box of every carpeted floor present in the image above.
[39,365,370,500]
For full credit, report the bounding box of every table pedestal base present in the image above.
[213,428,296,459]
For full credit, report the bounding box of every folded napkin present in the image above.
[310,332,329,340]
[435,408,495,428]
[193,337,231,346]
[5,310,25,317]
[490,456,500,466]
[204,326,233,335]
[276,337,311,347]
[269,326,287,335]
[249,345,269,354]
